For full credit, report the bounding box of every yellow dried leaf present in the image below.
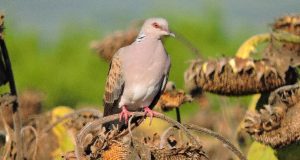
[247,142,278,160]
[51,106,75,159]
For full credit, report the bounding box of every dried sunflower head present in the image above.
[100,141,131,160]
[184,59,204,97]
[73,126,134,160]
[156,81,193,111]
[151,145,207,160]
[264,14,300,67]
[184,57,298,96]
[0,91,43,129]
[272,14,300,35]
[90,28,139,61]
[77,127,207,160]
[244,84,300,148]
[137,132,207,160]
[64,109,101,137]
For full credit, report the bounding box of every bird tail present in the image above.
[103,102,121,131]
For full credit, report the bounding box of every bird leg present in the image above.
[119,106,132,124]
[143,106,159,125]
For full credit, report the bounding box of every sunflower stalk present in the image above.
[0,18,23,159]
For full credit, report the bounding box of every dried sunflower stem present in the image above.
[273,31,300,43]
[1,35,23,160]
[75,112,201,160]
[235,31,300,59]
[235,33,270,59]
[42,108,102,133]
[128,116,134,137]
[21,126,38,160]
[12,111,22,160]
[185,124,247,160]
[171,30,202,58]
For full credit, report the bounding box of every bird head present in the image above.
[141,18,175,39]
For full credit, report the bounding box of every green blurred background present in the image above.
[0,0,299,119]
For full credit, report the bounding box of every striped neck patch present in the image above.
[136,33,146,42]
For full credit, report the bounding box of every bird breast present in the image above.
[119,41,168,109]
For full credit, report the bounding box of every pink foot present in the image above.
[143,106,159,125]
[119,106,132,124]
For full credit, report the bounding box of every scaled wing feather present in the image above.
[103,50,125,116]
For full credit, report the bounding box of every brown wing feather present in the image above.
[103,51,125,117]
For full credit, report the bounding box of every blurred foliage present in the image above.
[277,143,300,160]
[2,25,105,109]
[247,142,278,160]
[248,142,300,160]
[51,106,74,159]
[0,9,256,121]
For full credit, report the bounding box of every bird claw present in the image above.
[119,106,132,124]
[143,106,159,125]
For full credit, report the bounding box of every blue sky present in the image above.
[1,0,299,39]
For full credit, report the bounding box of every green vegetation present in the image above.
[1,12,256,118]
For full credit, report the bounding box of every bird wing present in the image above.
[149,54,171,109]
[103,49,125,117]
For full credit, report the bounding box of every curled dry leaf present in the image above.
[184,57,298,96]
[244,84,300,148]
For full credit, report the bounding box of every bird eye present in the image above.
[152,22,160,29]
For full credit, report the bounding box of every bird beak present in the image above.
[162,28,175,37]
[169,32,175,37]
